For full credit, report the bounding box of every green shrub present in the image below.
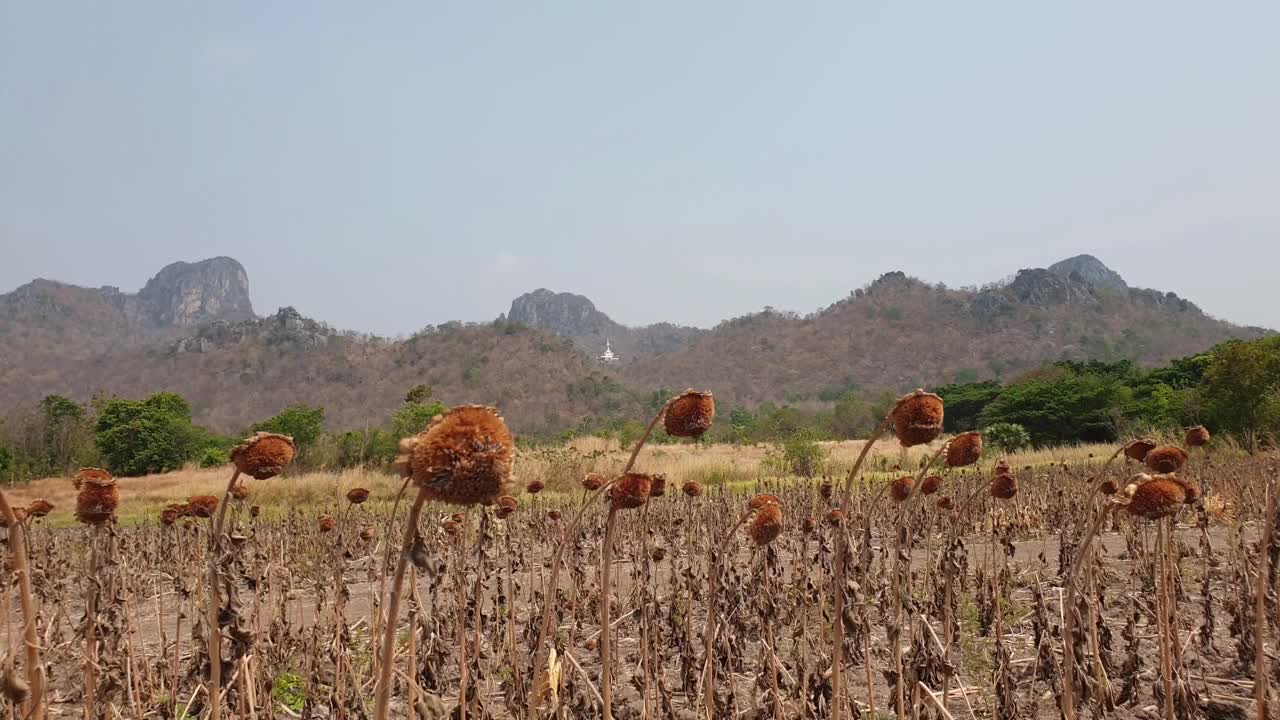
[94,393,204,476]
[199,447,229,468]
[780,431,828,478]
[252,405,325,448]
[982,423,1031,454]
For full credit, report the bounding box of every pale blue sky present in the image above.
[2,2,1277,335]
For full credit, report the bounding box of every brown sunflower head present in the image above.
[1127,475,1187,520]
[26,499,54,518]
[346,487,370,505]
[937,496,954,511]
[749,493,781,511]
[682,480,705,498]
[1122,439,1157,462]
[525,480,545,495]
[826,509,845,526]
[318,516,336,533]
[990,473,1018,500]
[231,432,296,480]
[249,505,261,518]
[801,515,817,533]
[664,390,715,439]
[651,546,666,562]
[495,495,518,519]
[187,495,219,519]
[360,527,377,542]
[159,507,180,526]
[1099,479,1119,496]
[891,390,944,447]
[946,432,983,467]
[229,483,250,501]
[546,510,562,521]
[450,512,465,523]
[649,475,667,498]
[818,481,834,500]
[749,503,783,545]
[1144,446,1188,474]
[921,475,943,496]
[404,405,515,507]
[889,476,914,503]
[75,469,118,525]
[72,467,112,490]
[582,473,606,491]
[1,507,27,528]
[610,473,652,511]
[442,519,462,536]
[1185,426,1211,448]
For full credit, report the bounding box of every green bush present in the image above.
[252,405,325,448]
[982,423,1031,454]
[94,393,204,476]
[780,431,828,478]
[199,447,229,468]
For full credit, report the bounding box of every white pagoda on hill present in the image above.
[598,338,619,364]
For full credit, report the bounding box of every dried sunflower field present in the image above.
[1,390,1278,720]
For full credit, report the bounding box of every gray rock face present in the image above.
[133,257,255,326]
[505,288,704,359]
[1004,268,1098,307]
[1048,255,1128,292]
[173,307,330,353]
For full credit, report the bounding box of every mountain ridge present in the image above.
[0,254,1269,434]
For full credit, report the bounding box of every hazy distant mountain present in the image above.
[503,288,705,360]
[0,254,1268,433]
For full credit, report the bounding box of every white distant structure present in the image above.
[598,338,620,363]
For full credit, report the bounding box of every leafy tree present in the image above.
[1199,338,1280,452]
[391,400,448,439]
[0,445,13,481]
[983,423,1031,454]
[779,431,827,478]
[980,369,1123,445]
[934,382,1002,433]
[404,384,434,405]
[94,393,204,476]
[252,405,325,448]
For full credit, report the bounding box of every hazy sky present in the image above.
[2,3,1278,335]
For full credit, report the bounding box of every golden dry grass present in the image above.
[8,434,1215,526]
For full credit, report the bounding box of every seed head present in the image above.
[1123,439,1157,462]
[346,487,370,505]
[496,494,518,519]
[1144,446,1188,474]
[946,432,982,467]
[547,510,562,521]
[1,507,27,528]
[229,483,250,501]
[749,504,783,545]
[990,473,1018,500]
[187,495,219,519]
[231,432,296,480]
[1127,475,1187,520]
[801,515,817,533]
[442,520,461,536]
[891,390,944,447]
[75,468,118,525]
[405,405,515,506]
[921,475,943,496]
[249,505,261,518]
[26,499,54,517]
[937,497,954,511]
[651,547,666,561]
[749,493,781,510]
[582,473,606,491]
[826,509,845,526]
[160,507,180,526]
[526,480,545,495]
[318,516,336,533]
[1099,479,1119,495]
[649,474,667,497]
[819,481,834,500]
[889,476,914,503]
[664,390,715,438]
[1185,426,1211,448]
[682,481,704,498]
[610,473,652,511]
[360,527,377,541]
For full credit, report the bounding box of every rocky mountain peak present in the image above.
[135,257,255,327]
[506,289,615,339]
[1048,254,1128,292]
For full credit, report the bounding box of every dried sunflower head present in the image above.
[664,390,715,438]
[749,493,781,510]
[990,473,1018,500]
[1122,439,1157,462]
[346,487,370,505]
[403,405,515,507]
[1127,474,1187,520]
[318,516,336,533]
[921,475,943,496]
[1185,426,1211,448]
[889,476,914,503]
[946,432,982,467]
[1144,446,1188,474]
[75,469,118,525]
[231,432,296,480]
[682,481,704,498]
[26,499,54,518]
[610,473,652,511]
[582,473,606,491]
[187,495,219,519]
[229,483,250,501]
[749,504,783,545]
[525,480,545,495]
[891,390,944,447]
[495,495,518,519]
[649,475,667,498]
